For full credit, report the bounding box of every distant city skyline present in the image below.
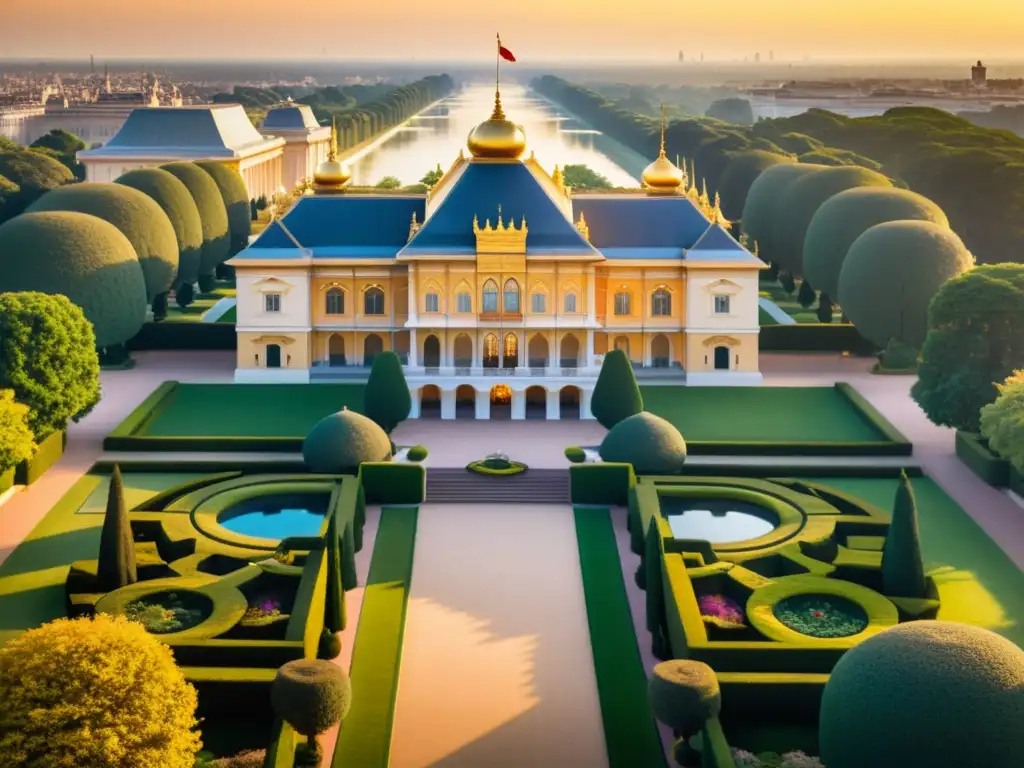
[2,0,1022,62]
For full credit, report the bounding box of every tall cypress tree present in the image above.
[881,471,928,598]
[591,349,643,430]
[324,513,346,635]
[97,465,137,591]
[363,351,412,435]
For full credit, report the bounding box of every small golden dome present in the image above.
[642,153,685,192]
[467,91,527,159]
[314,118,351,192]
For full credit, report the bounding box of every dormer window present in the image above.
[714,295,731,315]
[265,293,281,313]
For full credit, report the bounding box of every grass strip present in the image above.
[332,506,418,768]
[574,507,667,768]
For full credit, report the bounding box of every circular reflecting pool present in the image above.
[663,499,777,544]
[219,493,331,541]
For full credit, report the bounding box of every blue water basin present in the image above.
[663,498,777,544]
[219,493,331,541]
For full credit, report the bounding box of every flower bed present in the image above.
[124,590,213,634]
[773,594,869,639]
[467,452,528,476]
[239,596,290,628]
[698,593,746,630]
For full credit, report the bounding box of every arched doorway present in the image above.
[503,333,518,369]
[363,334,383,366]
[266,343,281,369]
[423,334,441,368]
[714,345,730,370]
[454,333,473,368]
[560,334,580,368]
[420,384,441,419]
[651,334,670,368]
[490,384,512,420]
[455,384,476,419]
[525,385,546,419]
[614,335,630,360]
[483,333,499,368]
[528,335,549,368]
[560,386,581,419]
[328,334,346,367]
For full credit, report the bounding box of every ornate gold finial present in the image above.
[659,102,667,156]
[699,179,711,214]
[313,117,351,193]
[408,211,421,241]
[552,164,565,192]
[710,192,729,226]
[473,210,528,254]
[641,104,684,194]
[328,116,338,161]
[576,211,590,241]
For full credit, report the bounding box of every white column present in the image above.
[549,331,558,370]
[408,265,419,324]
[408,329,418,367]
[586,330,595,369]
[586,267,597,322]
[475,389,491,420]
[581,388,595,420]
[441,389,456,420]
[518,332,526,369]
[511,389,526,420]
[546,389,561,420]
[642,333,652,367]
[409,388,421,418]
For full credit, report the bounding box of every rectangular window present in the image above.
[425,293,439,313]
[457,292,471,313]
[564,293,577,313]
[714,295,731,315]
[531,293,546,313]
[265,293,281,312]
[614,292,631,316]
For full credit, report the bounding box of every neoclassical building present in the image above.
[229,92,765,420]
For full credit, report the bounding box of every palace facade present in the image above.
[228,93,766,420]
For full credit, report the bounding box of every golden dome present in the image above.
[314,118,351,192]
[467,91,527,159]
[642,103,684,193]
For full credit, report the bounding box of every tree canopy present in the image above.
[740,163,827,266]
[363,351,411,435]
[717,150,794,222]
[160,162,230,281]
[705,97,755,126]
[196,162,251,257]
[29,129,85,179]
[592,349,643,429]
[562,164,613,189]
[0,148,74,223]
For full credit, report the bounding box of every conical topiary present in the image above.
[881,471,927,598]
[591,349,643,429]
[341,520,357,591]
[97,465,137,591]
[320,514,345,659]
[363,351,412,435]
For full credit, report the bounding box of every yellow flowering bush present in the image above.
[981,370,1024,472]
[0,614,202,768]
[0,389,34,475]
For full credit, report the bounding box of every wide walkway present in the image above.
[389,504,608,767]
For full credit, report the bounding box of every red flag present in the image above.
[498,41,516,62]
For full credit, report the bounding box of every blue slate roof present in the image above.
[687,223,764,265]
[401,162,598,256]
[246,196,425,257]
[262,105,320,131]
[572,196,711,251]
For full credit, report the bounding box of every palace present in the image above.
[229,91,766,420]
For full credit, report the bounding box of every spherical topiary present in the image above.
[27,181,178,303]
[648,659,722,734]
[302,407,392,473]
[772,165,893,276]
[819,621,1024,768]
[741,163,827,267]
[717,150,795,222]
[160,162,230,281]
[270,659,351,764]
[564,446,586,463]
[803,187,949,299]
[599,411,687,474]
[0,211,147,348]
[196,162,251,257]
[839,220,974,349]
[0,614,201,768]
[406,445,429,462]
[116,167,203,286]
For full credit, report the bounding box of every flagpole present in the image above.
[496,33,501,99]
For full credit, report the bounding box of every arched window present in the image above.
[652,288,671,317]
[503,333,518,367]
[482,279,499,313]
[456,291,472,313]
[425,292,439,313]
[531,292,546,313]
[325,288,344,315]
[614,291,631,316]
[364,286,385,316]
[504,278,520,313]
[563,292,578,313]
[483,333,499,367]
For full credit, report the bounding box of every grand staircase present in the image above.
[424,468,570,504]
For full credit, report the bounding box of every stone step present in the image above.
[424,468,570,503]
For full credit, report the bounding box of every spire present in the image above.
[659,102,667,157]
[328,117,338,161]
[492,33,506,121]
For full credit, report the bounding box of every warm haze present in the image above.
[2,0,1022,61]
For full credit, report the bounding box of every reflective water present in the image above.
[348,83,642,188]
[665,499,777,544]
[219,493,331,541]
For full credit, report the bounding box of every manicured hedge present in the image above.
[0,466,14,493]
[263,718,299,768]
[14,429,65,485]
[358,462,425,504]
[570,463,636,505]
[835,382,912,450]
[955,431,1010,487]
[128,321,236,350]
[105,381,178,444]
[106,434,302,452]
[758,323,875,354]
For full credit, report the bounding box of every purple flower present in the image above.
[698,593,746,627]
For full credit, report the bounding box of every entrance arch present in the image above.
[266,343,281,369]
[453,333,473,367]
[651,334,670,368]
[525,385,546,419]
[423,334,441,368]
[455,384,476,419]
[560,386,581,419]
[490,384,512,420]
[363,334,383,366]
[714,345,731,370]
[560,334,580,368]
[420,384,441,418]
[528,335,549,368]
[614,335,630,360]
[328,334,346,367]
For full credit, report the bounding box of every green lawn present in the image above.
[758,306,779,326]
[759,280,829,324]
[162,280,236,324]
[641,386,883,443]
[215,306,237,323]
[140,384,365,437]
[796,476,1024,648]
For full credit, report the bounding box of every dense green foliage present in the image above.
[0,614,201,768]
[980,371,1024,472]
[819,621,1024,768]
[271,659,351,764]
[375,176,402,189]
[839,221,974,349]
[406,445,428,462]
[705,97,754,125]
[29,129,86,179]
[648,660,722,734]
[564,446,586,463]
[28,182,179,303]
[0,146,74,222]
[562,164,613,189]
[0,211,146,348]
[912,264,1024,431]
[0,390,34,474]
[773,166,893,275]
[160,162,230,280]
[797,147,883,171]
[363,351,412,434]
[741,164,826,265]
[803,187,949,299]
[599,412,687,474]
[420,164,444,187]
[97,465,137,591]
[323,512,346,644]
[716,151,794,222]
[881,472,927,598]
[116,167,203,287]
[591,349,643,429]
[196,162,251,257]
[0,292,100,439]
[303,407,392,473]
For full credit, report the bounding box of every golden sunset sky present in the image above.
[2,0,1019,60]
